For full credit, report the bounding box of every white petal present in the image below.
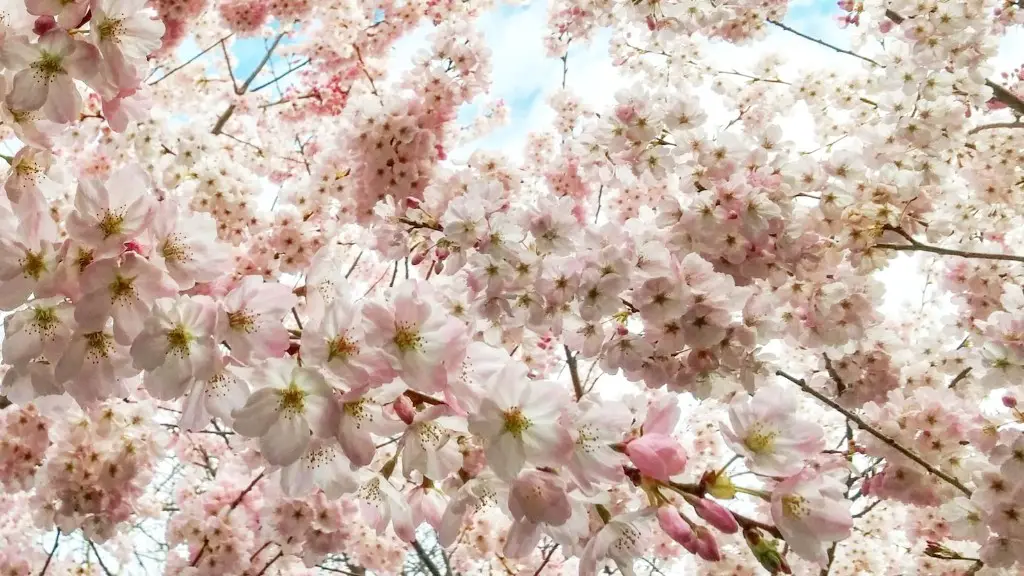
[261,411,310,466]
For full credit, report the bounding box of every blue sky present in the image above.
[178,0,852,160]
[181,0,1022,163]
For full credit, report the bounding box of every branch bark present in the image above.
[565,345,584,401]
[776,370,972,497]
[874,226,1024,263]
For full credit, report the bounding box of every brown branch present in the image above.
[411,539,443,576]
[38,530,60,576]
[190,471,266,566]
[565,345,584,401]
[255,552,284,576]
[882,9,1024,116]
[874,226,1024,263]
[251,59,311,92]
[968,121,1024,135]
[533,544,560,576]
[150,34,235,86]
[776,370,972,496]
[87,541,115,576]
[949,367,972,389]
[211,32,287,135]
[766,19,883,68]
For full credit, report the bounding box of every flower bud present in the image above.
[694,526,722,561]
[33,16,57,35]
[393,394,416,425]
[693,498,739,534]
[624,434,687,481]
[1003,394,1017,408]
[656,506,696,550]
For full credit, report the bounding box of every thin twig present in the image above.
[776,370,972,496]
[149,34,234,86]
[251,59,312,92]
[220,39,239,92]
[255,552,284,576]
[874,226,1024,263]
[882,9,1024,116]
[88,541,115,576]
[345,250,364,279]
[766,19,882,67]
[411,539,443,576]
[949,367,972,389]
[968,121,1024,135]
[38,530,60,576]
[533,544,560,576]
[564,345,584,401]
[190,471,266,566]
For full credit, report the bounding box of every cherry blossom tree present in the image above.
[1,0,1024,574]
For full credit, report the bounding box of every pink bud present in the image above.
[410,251,426,266]
[433,260,444,274]
[435,245,450,260]
[657,507,697,549]
[393,394,416,425]
[33,16,56,35]
[624,433,687,481]
[693,499,739,534]
[694,526,722,561]
[1003,394,1017,408]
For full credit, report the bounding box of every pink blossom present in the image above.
[5,31,100,123]
[770,469,853,564]
[130,295,219,400]
[466,361,572,480]
[231,358,336,466]
[624,434,687,481]
[217,275,297,362]
[65,164,155,256]
[721,383,825,476]
[74,252,178,345]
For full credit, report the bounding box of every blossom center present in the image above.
[167,325,193,356]
[98,211,125,239]
[109,274,136,302]
[743,426,777,454]
[327,335,359,362]
[161,236,186,263]
[33,52,64,78]
[277,382,306,414]
[227,310,255,333]
[393,324,422,353]
[97,18,124,42]
[85,332,113,358]
[32,306,59,333]
[21,250,47,280]
[503,407,531,438]
[781,494,809,519]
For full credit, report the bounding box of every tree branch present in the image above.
[874,226,1024,263]
[882,9,1024,116]
[190,471,266,566]
[37,530,60,576]
[411,539,443,576]
[565,345,584,401]
[533,544,559,576]
[149,34,235,86]
[88,540,115,576]
[766,19,882,68]
[211,32,288,135]
[968,121,1024,135]
[776,370,972,497]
